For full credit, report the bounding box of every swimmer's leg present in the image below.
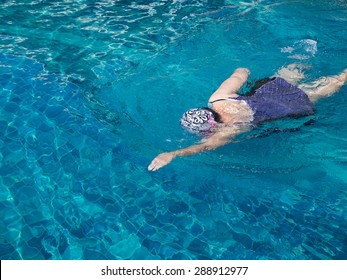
[298,69,347,103]
[275,63,308,85]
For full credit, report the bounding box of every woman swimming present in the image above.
[148,65,347,171]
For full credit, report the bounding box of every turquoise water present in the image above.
[1,0,347,260]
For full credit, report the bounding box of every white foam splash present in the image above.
[281,39,317,60]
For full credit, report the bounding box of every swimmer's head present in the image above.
[180,107,220,136]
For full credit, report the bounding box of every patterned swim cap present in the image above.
[180,108,219,135]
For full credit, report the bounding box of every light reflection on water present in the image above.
[0,0,347,260]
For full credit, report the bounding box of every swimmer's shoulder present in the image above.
[210,98,254,124]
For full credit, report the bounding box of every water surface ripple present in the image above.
[0,0,347,260]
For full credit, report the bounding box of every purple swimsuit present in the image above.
[210,77,314,124]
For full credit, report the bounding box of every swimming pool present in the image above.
[0,0,346,260]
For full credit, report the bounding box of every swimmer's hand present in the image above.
[148,131,236,171]
[148,152,176,171]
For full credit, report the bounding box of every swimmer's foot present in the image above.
[337,69,347,83]
[300,69,347,103]
[277,64,306,85]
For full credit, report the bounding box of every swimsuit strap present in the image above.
[209,97,238,104]
[209,77,276,105]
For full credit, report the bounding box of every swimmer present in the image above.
[148,65,347,171]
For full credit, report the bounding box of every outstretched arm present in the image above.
[208,68,250,102]
[148,126,246,171]
[148,134,230,171]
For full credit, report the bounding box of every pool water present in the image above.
[1,0,347,260]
